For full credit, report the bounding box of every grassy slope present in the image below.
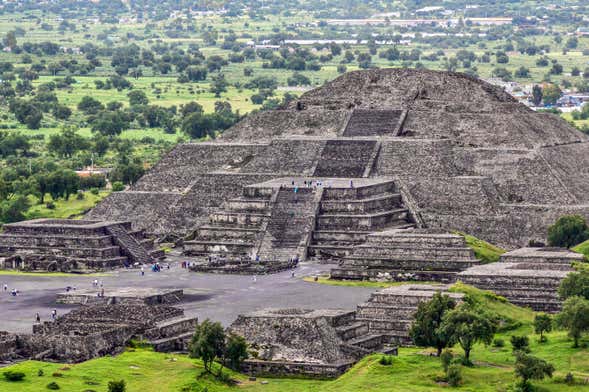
[455,232,506,263]
[23,190,109,221]
[3,284,589,391]
[572,239,589,262]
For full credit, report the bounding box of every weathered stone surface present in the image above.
[56,287,184,305]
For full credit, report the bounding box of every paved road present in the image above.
[0,261,376,333]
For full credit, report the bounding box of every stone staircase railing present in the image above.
[105,224,152,264]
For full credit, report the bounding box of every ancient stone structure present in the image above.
[458,247,583,312]
[331,229,480,282]
[0,303,196,363]
[230,308,396,377]
[56,287,184,305]
[0,219,163,272]
[82,68,589,268]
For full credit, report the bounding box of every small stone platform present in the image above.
[0,219,164,272]
[331,229,480,282]
[458,247,584,312]
[56,287,183,305]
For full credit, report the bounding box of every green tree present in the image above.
[542,84,562,105]
[514,352,554,392]
[510,335,530,353]
[48,127,90,158]
[438,306,497,364]
[409,292,457,356]
[210,73,228,98]
[547,215,589,248]
[534,314,552,343]
[532,85,543,106]
[91,111,130,137]
[189,319,226,375]
[77,96,104,115]
[127,90,149,106]
[555,296,589,347]
[225,333,248,370]
[558,272,589,301]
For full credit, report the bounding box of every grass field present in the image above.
[455,232,506,263]
[2,283,589,392]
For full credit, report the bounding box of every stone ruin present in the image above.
[56,287,184,305]
[230,284,458,377]
[459,247,584,312]
[331,229,481,282]
[229,308,397,378]
[2,69,589,271]
[0,303,197,363]
[0,219,164,272]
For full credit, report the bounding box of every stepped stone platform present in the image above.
[0,303,197,363]
[355,284,463,345]
[0,219,163,272]
[458,247,583,312]
[56,287,184,305]
[331,229,480,282]
[184,177,414,273]
[230,308,396,378]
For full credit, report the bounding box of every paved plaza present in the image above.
[0,258,375,333]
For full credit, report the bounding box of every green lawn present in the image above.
[572,240,589,262]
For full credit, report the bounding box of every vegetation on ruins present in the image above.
[547,215,589,249]
[455,232,505,263]
[409,292,457,356]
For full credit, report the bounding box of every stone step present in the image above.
[316,209,409,230]
[144,316,197,340]
[312,230,370,243]
[365,233,467,249]
[0,233,115,248]
[224,198,271,212]
[336,322,369,341]
[321,180,396,200]
[183,240,254,256]
[356,318,413,333]
[149,331,194,352]
[340,257,479,271]
[13,254,128,270]
[209,212,269,226]
[345,334,384,350]
[330,267,458,283]
[356,305,417,320]
[348,246,476,260]
[320,193,402,214]
[0,245,122,258]
[197,226,260,240]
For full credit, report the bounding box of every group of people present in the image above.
[35,309,58,324]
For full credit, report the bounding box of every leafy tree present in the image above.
[91,110,130,137]
[127,90,149,106]
[210,73,228,98]
[48,127,90,158]
[438,306,497,364]
[409,292,457,356]
[0,196,30,223]
[52,105,72,120]
[547,215,589,248]
[514,352,554,392]
[532,85,543,106]
[542,84,562,105]
[77,96,104,115]
[534,314,552,343]
[225,333,248,370]
[189,319,226,375]
[181,102,204,118]
[181,113,214,139]
[555,296,589,347]
[510,335,530,353]
[558,272,589,301]
[110,160,144,185]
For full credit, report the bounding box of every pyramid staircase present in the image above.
[308,180,414,262]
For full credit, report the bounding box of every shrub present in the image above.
[565,372,575,385]
[52,372,63,377]
[112,181,125,192]
[447,364,462,387]
[511,335,531,353]
[492,338,505,348]
[378,355,393,365]
[38,369,44,376]
[45,201,56,210]
[108,379,126,392]
[548,215,589,248]
[440,349,453,373]
[3,370,25,381]
[47,381,60,390]
[90,188,99,195]
[76,191,85,200]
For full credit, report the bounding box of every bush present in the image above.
[90,188,99,195]
[492,338,505,348]
[52,372,63,377]
[38,369,44,376]
[47,381,60,390]
[548,215,589,248]
[378,355,393,365]
[511,335,531,353]
[108,379,126,392]
[45,201,56,210]
[3,370,25,381]
[112,181,125,192]
[440,349,453,373]
[447,364,462,387]
[76,191,85,200]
